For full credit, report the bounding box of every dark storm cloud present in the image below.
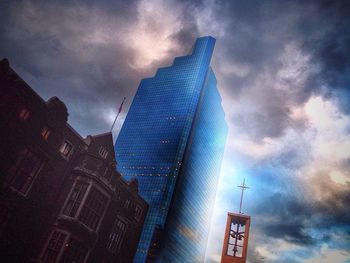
[254,192,315,246]
[0,0,140,134]
[301,0,350,114]
[206,0,350,141]
[0,0,199,136]
[251,180,350,248]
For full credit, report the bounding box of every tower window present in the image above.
[41,126,51,140]
[99,146,108,159]
[135,206,142,221]
[106,218,127,253]
[19,108,30,120]
[124,199,131,209]
[60,140,73,158]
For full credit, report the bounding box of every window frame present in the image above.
[62,180,89,218]
[78,186,109,231]
[40,229,88,263]
[19,107,30,121]
[59,140,73,159]
[106,216,128,254]
[41,126,52,141]
[135,205,143,221]
[124,199,131,209]
[61,179,110,232]
[40,229,69,263]
[98,146,108,159]
[8,148,44,196]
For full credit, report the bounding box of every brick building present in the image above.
[0,58,148,263]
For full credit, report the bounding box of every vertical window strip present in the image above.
[63,181,89,217]
[41,231,67,263]
[78,187,108,230]
[8,148,43,194]
[106,218,127,253]
[60,237,88,263]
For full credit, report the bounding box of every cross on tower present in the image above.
[238,179,249,214]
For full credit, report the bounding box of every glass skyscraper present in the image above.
[115,36,228,262]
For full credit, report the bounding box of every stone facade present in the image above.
[0,58,148,263]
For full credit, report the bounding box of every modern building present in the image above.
[115,36,228,262]
[0,58,148,263]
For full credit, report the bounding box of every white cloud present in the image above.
[126,0,184,69]
[219,61,250,78]
[301,96,350,190]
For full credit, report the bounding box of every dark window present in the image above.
[41,231,67,263]
[41,126,51,140]
[98,146,108,159]
[60,141,73,158]
[19,107,30,120]
[124,199,131,209]
[115,189,121,200]
[135,206,142,220]
[8,149,42,194]
[60,237,88,263]
[102,167,112,182]
[106,218,127,253]
[78,187,108,230]
[0,206,11,236]
[63,181,88,217]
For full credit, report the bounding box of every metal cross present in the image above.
[238,178,249,214]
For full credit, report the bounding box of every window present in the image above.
[135,206,142,221]
[41,231,88,263]
[115,189,121,200]
[60,237,88,263]
[19,107,30,120]
[124,199,131,209]
[60,140,73,158]
[0,206,11,236]
[41,231,67,263]
[62,182,108,231]
[8,149,43,195]
[98,146,108,159]
[41,126,51,140]
[78,187,108,230]
[63,181,88,217]
[106,218,127,253]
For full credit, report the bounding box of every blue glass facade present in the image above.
[158,67,228,262]
[115,36,228,262]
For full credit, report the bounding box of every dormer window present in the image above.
[19,107,30,120]
[135,206,142,221]
[99,146,108,159]
[41,126,51,140]
[60,140,73,158]
[124,199,131,209]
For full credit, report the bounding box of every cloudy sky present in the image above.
[1,0,349,262]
